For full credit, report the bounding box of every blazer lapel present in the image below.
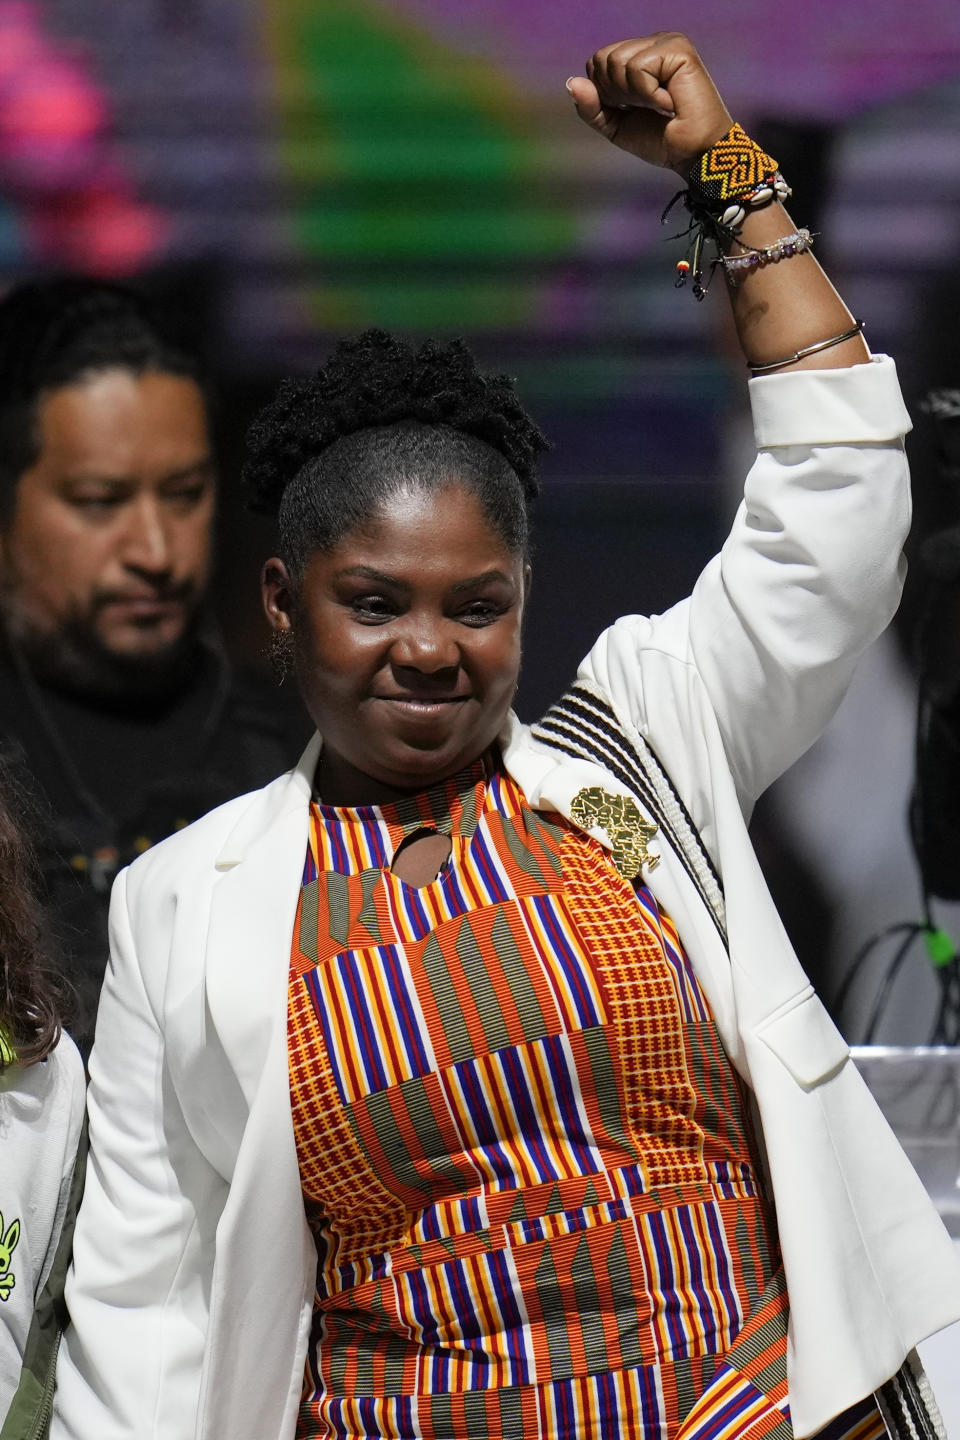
[204,735,320,1104]
[203,721,744,1097]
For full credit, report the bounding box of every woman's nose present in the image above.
[389,616,460,671]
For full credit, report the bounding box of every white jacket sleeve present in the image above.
[53,866,226,1440]
[580,355,912,815]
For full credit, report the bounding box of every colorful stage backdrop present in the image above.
[3,0,960,710]
[4,1,959,380]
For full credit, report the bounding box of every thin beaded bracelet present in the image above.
[670,122,793,298]
[747,321,865,374]
[722,227,814,279]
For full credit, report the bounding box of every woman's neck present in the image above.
[313,746,491,807]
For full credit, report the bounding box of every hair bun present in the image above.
[244,329,547,515]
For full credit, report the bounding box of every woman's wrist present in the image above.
[667,123,798,300]
[567,39,870,372]
[669,128,870,371]
[723,200,869,372]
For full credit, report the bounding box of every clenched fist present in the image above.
[567,33,733,175]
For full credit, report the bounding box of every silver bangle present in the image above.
[747,320,865,374]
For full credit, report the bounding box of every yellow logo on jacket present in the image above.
[0,1210,21,1301]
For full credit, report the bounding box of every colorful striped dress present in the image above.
[287,759,882,1440]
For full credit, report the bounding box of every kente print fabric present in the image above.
[287,760,885,1440]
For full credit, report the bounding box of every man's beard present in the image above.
[1,588,207,706]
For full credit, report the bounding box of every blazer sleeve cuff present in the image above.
[749,354,912,447]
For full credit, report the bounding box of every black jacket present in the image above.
[0,638,310,1054]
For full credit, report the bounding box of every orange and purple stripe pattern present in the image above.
[287,761,880,1440]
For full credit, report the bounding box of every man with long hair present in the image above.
[0,279,308,1052]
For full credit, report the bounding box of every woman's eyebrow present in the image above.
[333,566,513,593]
[335,565,408,589]
[450,570,514,593]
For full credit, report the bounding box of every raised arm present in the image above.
[568,34,911,814]
[567,32,869,374]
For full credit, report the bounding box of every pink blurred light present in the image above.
[0,0,165,272]
[27,190,169,276]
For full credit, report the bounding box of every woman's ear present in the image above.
[520,563,533,620]
[261,557,294,632]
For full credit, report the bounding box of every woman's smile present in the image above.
[263,482,530,805]
[374,695,469,713]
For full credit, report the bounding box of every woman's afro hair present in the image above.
[243,329,548,516]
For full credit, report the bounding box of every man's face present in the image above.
[0,368,215,672]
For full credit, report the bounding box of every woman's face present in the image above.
[262,483,530,805]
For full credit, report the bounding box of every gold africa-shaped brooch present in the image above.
[570,787,660,879]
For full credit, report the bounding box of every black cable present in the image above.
[834,922,919,1025]
[835,910,960,1045]
[836,390,960,1045]
[861,926,925,1044]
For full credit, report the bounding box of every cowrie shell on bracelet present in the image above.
[721,204,746,227]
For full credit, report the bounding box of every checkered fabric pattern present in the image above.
[287,760,884,1440]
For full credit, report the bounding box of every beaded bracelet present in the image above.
[715,173,791,231]
[667,121,794,300]
[722,227,814,279]
[688,122,779,207]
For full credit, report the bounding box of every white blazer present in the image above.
[54,357,960,1440]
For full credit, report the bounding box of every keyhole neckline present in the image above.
[311,752,492,843]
